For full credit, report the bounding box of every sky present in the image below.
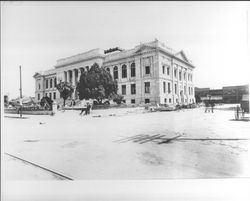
[1,1,250,99]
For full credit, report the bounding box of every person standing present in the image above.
[211,101,215,113]
[79,100,86,115]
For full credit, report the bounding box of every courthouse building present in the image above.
[34,39,195,105]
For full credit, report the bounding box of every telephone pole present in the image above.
[19,65,22,118]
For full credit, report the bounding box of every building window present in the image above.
[167,67,170,75]
[53,92,56,100]
[38,83,41,90]
[184,72,186,80]
[54,78,57,88]
[162,65,165,74]
[175,84,177,94]
[131,99,135,104]
[49,93,52,99]
[145,66,150,75]
[122,64,127,78]
[144,82,150,93]
[184,86,186,95]
[169,98,172,103]
[122,85,126,95]
[106,68,110,73]
[38,93,40,100]
[131,84,136,95]
[179,72,182,81]
[131,63,136,77]
[50,79,53,88]
[46,80,48,89]
[163,81,166,93]
[176,99,178,103]
[189,87,190,95]
[188,74,190,81]
[164,98,167,103]
[145,99,150,104]
[113,66,118,79]
[190,74,192,82]
[174,69,177,78]
[168,82,171,93]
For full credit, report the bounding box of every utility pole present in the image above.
[19,65,22,118]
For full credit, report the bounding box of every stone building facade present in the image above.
[34,39,195,105]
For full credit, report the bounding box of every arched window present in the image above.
[50,79,53,88]
[131,63,136,77]
[106,68,110,73]
[46,80,49,89]
[113,66,118,79]
[38,83,41,90]
[54,78,57,87]
[122,64,127,78]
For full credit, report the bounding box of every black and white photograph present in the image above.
[1,1,250,200]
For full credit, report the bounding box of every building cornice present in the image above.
[54,55,105,68]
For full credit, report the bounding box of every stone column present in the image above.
[67,70,70,83]
[78,69,81,82]
[72,69,76,86]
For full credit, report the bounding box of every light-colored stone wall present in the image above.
[34,40,196,105]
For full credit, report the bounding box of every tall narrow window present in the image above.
[167,67,170,75]
[174,69,177,78]
[162,65,165,74]
[38,83,41,90]
[38,94,40,101]
[46,80,48,89]
[163,82,166,93]
[179,71,182,81]
[131,63,136,77]
[122,65,127,78]
[50,79,52,88]
[53,92,56,100]
[54,78,57,88]
[49,93,52,99]
[145,82,150,93]
[184,86,186,95]
[145,66,150,75]
[131,84,136,95]
[175,84,177,94]
[168,82,171,93]
[122,85,126,95]
[113,66,118,79]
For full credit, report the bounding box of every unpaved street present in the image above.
[2,105,250,180]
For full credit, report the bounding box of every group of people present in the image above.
[205,101,215,113]
[204,101,215,113]
[79,102,92,116]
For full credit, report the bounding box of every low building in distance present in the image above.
[34,39,196,105]
[195,85,249,104]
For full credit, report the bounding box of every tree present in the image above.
[40,96,53,110]
[76,63,119,104]
[112,94,124,105]
[56,81,74,106]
